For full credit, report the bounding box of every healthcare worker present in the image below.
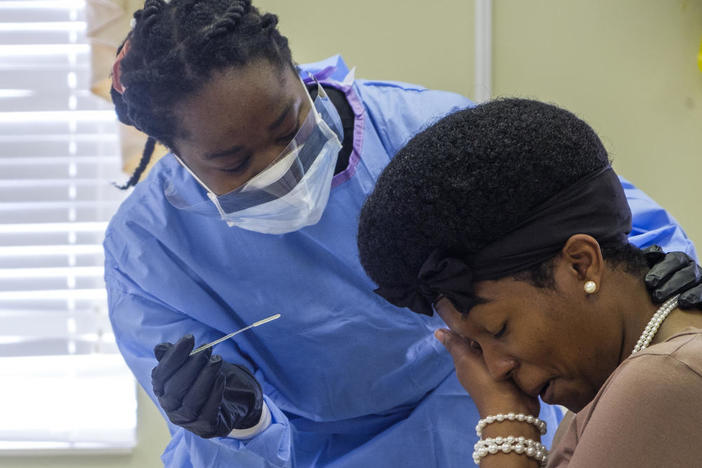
[105,0,699,466]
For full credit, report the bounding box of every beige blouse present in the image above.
[548,328,702,467]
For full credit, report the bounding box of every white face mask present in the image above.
[177,81,343,234]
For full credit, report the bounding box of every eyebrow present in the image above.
[267,101,293,131]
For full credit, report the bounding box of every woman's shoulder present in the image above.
[351,80,473,156]
[353,79,471,115]
[573,326,702,432]
[597,328,702,404]
[572,328,702,440]
[629,327,702,376]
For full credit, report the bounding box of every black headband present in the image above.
[375,166,632,316]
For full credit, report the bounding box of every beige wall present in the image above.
[256,0,475,98]
[492,0,702,249]
[9,1,700,467]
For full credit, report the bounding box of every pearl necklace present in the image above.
[631,295,679,354]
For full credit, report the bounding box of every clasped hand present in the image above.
[435,329,540,418]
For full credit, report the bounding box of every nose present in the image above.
[482,345,518,381]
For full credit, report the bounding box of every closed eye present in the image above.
[275,127,298,145]
[493,323,507,339]
[219,154,251,174]
[275,111,303,145]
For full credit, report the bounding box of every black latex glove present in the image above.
[642,245,702,309]
[151,334,263,438]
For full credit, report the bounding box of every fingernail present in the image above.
[434,329,447,343]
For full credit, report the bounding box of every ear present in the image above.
[557,234,604,294]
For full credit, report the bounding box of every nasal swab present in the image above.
[189,313,281,356]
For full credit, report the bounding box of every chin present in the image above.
[556,387,596,413]
[563,399,586,413]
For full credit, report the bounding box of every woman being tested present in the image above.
[107,0,699,466]
[357,98,702,467]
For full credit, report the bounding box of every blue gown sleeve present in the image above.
[356,80,474,158]
[104,241,292,468]
[620,176,697,260]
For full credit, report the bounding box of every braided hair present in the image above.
[111,0,293,189]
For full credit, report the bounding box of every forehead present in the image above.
[436,278,548,331]
[174,60,300,142]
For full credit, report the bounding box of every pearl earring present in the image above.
[584,280,597,294]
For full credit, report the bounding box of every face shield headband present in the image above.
[374,166,633,316]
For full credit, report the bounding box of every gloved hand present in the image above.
[151,334,263,438]
[642,245,702,309]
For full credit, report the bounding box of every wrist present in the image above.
[479,402,538,420]
[477,412,545,440]
[481,420,541,442]
[227,402,271,439]
[473,412,548,467]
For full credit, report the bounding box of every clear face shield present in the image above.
[175,80,343,234]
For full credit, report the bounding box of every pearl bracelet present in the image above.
[473,436,548,466]
[475,412,547,438]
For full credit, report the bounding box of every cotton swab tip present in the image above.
[253,313,281,327]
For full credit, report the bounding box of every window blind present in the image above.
[0,0,136,453]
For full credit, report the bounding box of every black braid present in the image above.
[203,2,246,41]
[111,0,292,189]
[113,136,157,190]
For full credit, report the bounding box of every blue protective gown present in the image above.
[104,56,696,468]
